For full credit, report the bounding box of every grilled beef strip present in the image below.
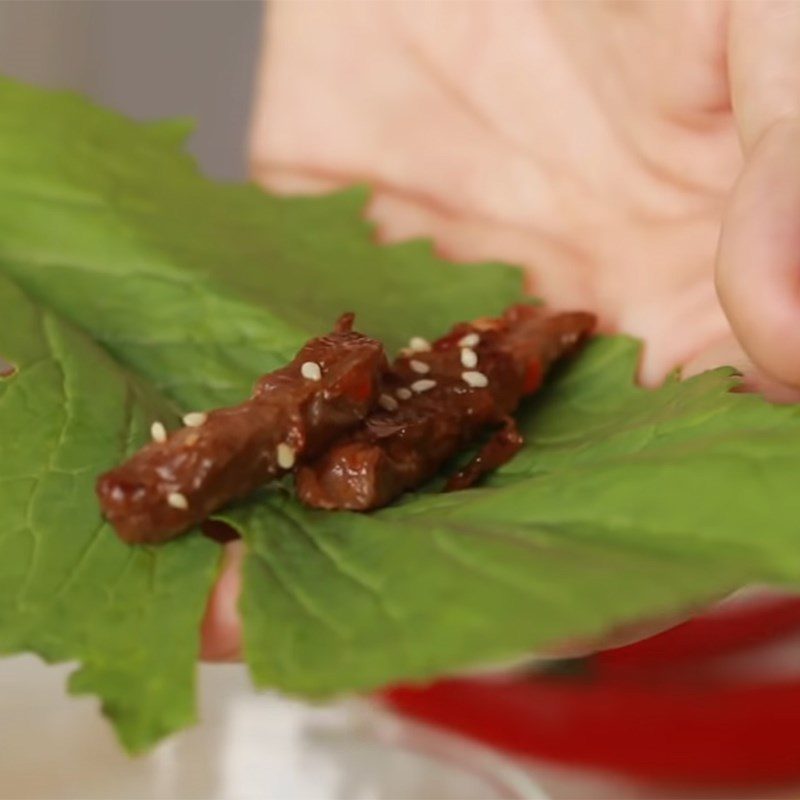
[97,314,387,543]
[295,305,596,510]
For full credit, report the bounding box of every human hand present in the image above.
[202,0,800,659]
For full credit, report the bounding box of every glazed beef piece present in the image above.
[98,304,596,541]
[295,306,596,510]
[97,315,387,543]
[443,416,524,493]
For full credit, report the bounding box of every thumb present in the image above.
[201,539,244,661]
[682,328,800,404]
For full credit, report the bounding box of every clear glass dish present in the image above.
[0,656,545,800]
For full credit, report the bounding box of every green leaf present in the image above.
[2,76,800,749]
[0,274,219,752]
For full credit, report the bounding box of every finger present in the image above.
[682,330,800,402]
[716,1,800,386]
[200,539,244,661]
[716,120,800,386]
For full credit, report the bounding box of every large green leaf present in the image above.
[1,77,800,750]
[0,274,218,752]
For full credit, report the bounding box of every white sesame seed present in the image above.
[458,332,480,348]
[409,359,430,374]
[276,442,296,469]
[411,379,437,394]
[167,491,188,510]
[183,411,207,428]
[150,421,167,443]
[301,361,322,381]
[408,336,431,353]
[379,393,399,411]
[396,387,413,400]
[462,370,489,388]
[460,348,478,369]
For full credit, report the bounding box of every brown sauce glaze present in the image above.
[444,416,524,493]
[295,306,596,510]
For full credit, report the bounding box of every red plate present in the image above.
[385,597,800,786]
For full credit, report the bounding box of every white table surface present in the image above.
[0,655,547,800]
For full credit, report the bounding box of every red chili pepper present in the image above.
[523,358,543,394]
[337,373,374,403]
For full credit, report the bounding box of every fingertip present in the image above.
[200,539,245,662]
[682,332,800,403]
[716,118,800,387]
[681,333,752,380]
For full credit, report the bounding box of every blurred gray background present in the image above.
[0,0,263,179]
